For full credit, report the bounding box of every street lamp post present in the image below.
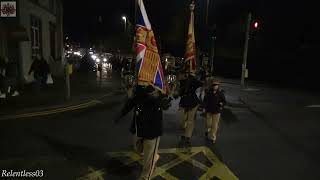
[122,16,127,32]
[241,12,252,87]
[206,0,216,75]
[206,0,210,25]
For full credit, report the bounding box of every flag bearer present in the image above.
[115,85,171,180]
[179,73,203,147]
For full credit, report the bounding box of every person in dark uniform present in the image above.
[114,85,171,180]
[202,80,226,144]
[178,73,203,147]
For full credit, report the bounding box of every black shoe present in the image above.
[178,136,186,147]
[180,136,186,141]
[185,139,192,147]
[205,132,211,141]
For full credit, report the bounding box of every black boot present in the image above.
[185,137,192,147]
[205,132,211,141]
[178,136,186,147]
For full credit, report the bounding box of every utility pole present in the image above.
[241,12,252,87]
[205,0,216,75]
[65,62,70,100]
[210,24,216,74]
[206,0,209,25]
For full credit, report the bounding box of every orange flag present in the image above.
[184,2,196,74]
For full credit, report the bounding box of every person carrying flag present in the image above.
[114,85,171,179]
[178,1,203,147]
[179,72,203,147]
[114,0,170,179]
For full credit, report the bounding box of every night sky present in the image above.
[63,0,318,56]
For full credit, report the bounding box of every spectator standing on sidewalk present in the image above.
[0,56,7,98]
[29,55,50,88]
[114,85,171,180]
[0,56,19,98]
[202,79,226,144]
[179,73,203,147]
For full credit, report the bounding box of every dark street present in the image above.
[1,0,320,179]
[1,75,319,179]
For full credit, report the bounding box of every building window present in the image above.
[50,23,56,59]
[30,15,42,57]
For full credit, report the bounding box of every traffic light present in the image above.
[250,20,261,39]
[252,21,260,29]
[254,21,259,29]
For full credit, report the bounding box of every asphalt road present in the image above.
[0,79,319,180]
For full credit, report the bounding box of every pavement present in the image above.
[0,75,320,179]
[0,70,122,119]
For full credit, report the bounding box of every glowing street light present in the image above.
[254,21,259,29]
[122,16,127,32]
[91,55,97,60]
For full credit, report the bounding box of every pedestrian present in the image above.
[126,74,135,98]
[39,56,50,86]
[0,56,20,98]
[199,67,207,100]
[114,85,171,180]
[29,55,50,88]
[202,79,226,144]
[0,56,7,98]
[179,73,203,147]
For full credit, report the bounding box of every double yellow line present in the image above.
[0,100,101,121]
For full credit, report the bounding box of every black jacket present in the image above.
[29,59,50,76]
[202,89,226,113]
[120,86,170,139]
[179,76,203,109]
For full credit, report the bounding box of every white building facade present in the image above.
[0,0,63,86]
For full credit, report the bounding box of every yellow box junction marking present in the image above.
[77,146,239,180]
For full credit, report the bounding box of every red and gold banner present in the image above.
[184,2,196,74]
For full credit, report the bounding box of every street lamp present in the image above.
[122,16,127,32]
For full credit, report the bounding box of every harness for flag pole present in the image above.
[135,0,166,94]
[184,1,197,75]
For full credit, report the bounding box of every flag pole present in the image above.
[134,0,138,25]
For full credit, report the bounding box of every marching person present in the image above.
[198,67,206,100]
[114,85,171,180]
[202,79,226,144]
[179,73,203,147]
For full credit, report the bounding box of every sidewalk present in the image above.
[0,71,122,116]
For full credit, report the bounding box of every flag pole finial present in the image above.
[190,1,195,11]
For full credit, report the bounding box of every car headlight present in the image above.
[91,55,97,60]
